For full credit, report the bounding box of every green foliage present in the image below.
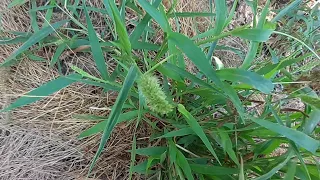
[2,0,320,179]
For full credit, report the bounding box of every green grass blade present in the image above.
[168,32,222,86]
[218,129,239,166]
[30,0,39,32]
[284,161,297,180]
[50,43,67,67]
[251,117,320,153]
[1,73,82,112]
[224,0,238,28]
[135,147,167,156]
[273,31,320,60]
[78,110,139,138]
[255,150,294,180]
[130,0,162,43]
[231,28,273,42]
[137,0,169,31]
[167,12,215,18]
[272,0,303,23]
[43,0,56,27]
[8,0,28,8]
[0,20,68,67]
[213,0,227,35]
[83,3,109,80]
[108,0,132,55]
[0,36,31,45]
[176,150,194,180]
[88,66,137,175]
[216,68,274,94]
[158,128,194,139]
[178,104,221,164]
[241,0,270,69]
[190,164,239,175]
[298,95,320,110]
[131,41,160,51]
[303,110,320,135]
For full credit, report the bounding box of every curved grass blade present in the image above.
[168,32,222,86]
[303,110,320,135]
[255,150,294,180]
[108,0,132,55]
[272,0,303,23]
[137,0,169,31]
[83,3,109,80]
[178,104,221,164]
[213,0,227,35]
[78,110,140,138]
[251,117,320,153]
[130,0,162,43]
[216,68,274,94]
[0,20,68,67]
[168,12,215,18]
[135,147,167,156]
[241,0,270,69]
[176,150,194,180]
[1,73,82,112]
[88,66,137,176]
[284,161,297,180]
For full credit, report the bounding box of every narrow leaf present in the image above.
[1,73,81,112]
[0,20,68,67]
[178,104,221,164]
[88,66,137,175]
[84,4,109,80]
[251,118,320,153]
[176,150,194,180]
[217,68,274,94]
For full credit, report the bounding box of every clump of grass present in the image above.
[1,0,320,179]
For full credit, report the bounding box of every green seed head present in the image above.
[138,74,174,114]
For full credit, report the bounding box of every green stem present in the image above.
[145,54,175,74]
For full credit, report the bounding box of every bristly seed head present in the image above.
[138,74,174,114]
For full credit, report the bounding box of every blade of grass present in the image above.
[88,66,137,175]
[176,150,194,180]
[255,150,294,180]
[167,12,215,18]
[137,0,169,31]
[50,43,67,67]
[108,0,132,55]
[241,0,271,69]
[30,0,39,32]
[178,104,221,164]
[272,0,303,23]
[213,0,227,35]
[0,20,68,67]
[190,164,239,175]
[78,110,140,138]
[83,2,109,80]
[284,161,297,180]
[1,73,82,112]
[216,68,274,94]
[8,0,28,8]
[250,117,320,153]
[130,0,162,43]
